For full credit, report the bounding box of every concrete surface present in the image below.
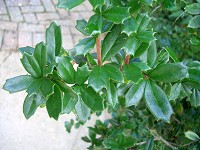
[0,0,107,150]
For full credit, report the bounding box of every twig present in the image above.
[96,36,102,66]
[125,55,130,64]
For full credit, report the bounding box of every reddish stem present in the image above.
[96,36,102,66]
[125,55,130,64]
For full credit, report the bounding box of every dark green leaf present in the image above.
[185,131,200,141]
[56,56,75,84]
[3,75,35,93]
[46,22,62,62]
[103,63,123,82]
[18,46,34,55]
[188,15,200,28]
[140,0,153,5]
[34,42,47,74]
[62,86,78,114]
[122,18,138,36]
[75,19,90,36]
[57,0,84,10]
[137,13,151,32]
[89,0,105,9]
[39,79,55,99]
[101,25,122,60]
[124,36,140,55]
[137,30,155,43]
[21,53,42,78]
[23,94,37,119]
[148,63,188,83]
[154,49,169,67]
[75,64,91,85]
[103,7,131,24]
[79,85,104,111]
[189,68,200,83]
[122,64,143,83]
[145,137,154,150]
[145,80,173,122]
[169,83,182,101]
[134,42,149,57]
[46,86,62,120]
[26,79,42,96]
[185,3,200,15]
[74,37,96,56]
[103,33,127,61]
[125,80,146,107]
[164,47,179,62]
[88,65,108,92]
[86,15,103,36]
[190,89,200,107]
[75,96,90,122]
[107,81,118,107]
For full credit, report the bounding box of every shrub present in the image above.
[3,0,200,149]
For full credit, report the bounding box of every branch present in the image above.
[125,55,130,64]
[96,36,102,66]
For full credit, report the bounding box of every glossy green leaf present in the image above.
[185,131,200,141]
[103,7,130,24]
[122,18,138,36]
[88,65,108,92]
[103,34,127,61]
[18,46,34,55]
[23,94,37,119]
[75,64,91,85]
[145,137,154,150]
[134,42,149,57]
[46,22,62,62]
[39,79,55,99]
[46,86,62,120]
[79,85,104,111]
[21,53,42,78]
[86,15,103,36]
[101,25,122,60]
[89,0,105,9]
[75,19,90,36]
[63,89,78,114]
[188,15,200,28]
[124,36,140,55]
[185,3,200,15]
[56,56,75,84]
[164,47,179,62]
[125,80,146,107]
[75,96,90,122]
[3,75,35,93]
[169,83,182,101]
[57,0,84,10]
[34,42,47,73]
[148,63,188,83]
[122,64,143,83]
[26,79,42,96]
[154,49,169,67]
[189,68,200,83]
[138,30,155,43]
[140,0,153,5]
[133,62,151,71]
[107,81,118,107]
[137,13,151,32]
[74,37,96,56]
[190,89,200,108]
[145,80,173,122]
[102,20,113,33]
[103,63,123,82]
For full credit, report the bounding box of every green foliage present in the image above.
[3,0,200,149]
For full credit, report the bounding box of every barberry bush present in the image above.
[3,0,200,149]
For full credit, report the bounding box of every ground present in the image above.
[0,0,107,149]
